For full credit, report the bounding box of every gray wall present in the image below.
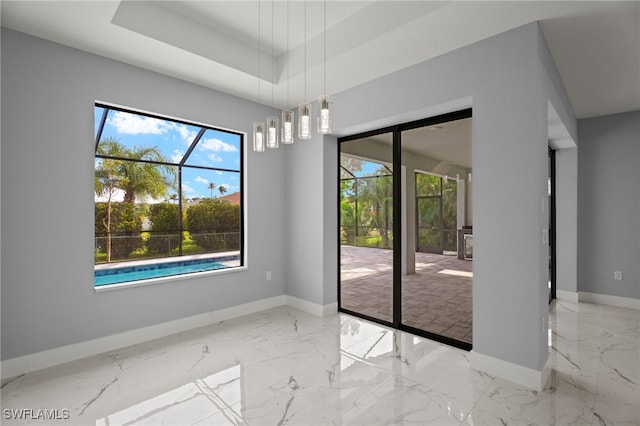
[1,20,585,379]
[288,22,577,373]
[284,128,338,306]
[555,148,578,293]
[1,29,287,360]
[578,111,640,299]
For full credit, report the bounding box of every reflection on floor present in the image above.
[340,245,472,344]
[2,301,638,425]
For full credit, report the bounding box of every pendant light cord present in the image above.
[258,0,261,105]
[286,0,290,107]
[304,0,307,103]
[323,0,327,95]
[271,0,274,108]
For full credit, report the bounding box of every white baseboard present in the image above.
[1,295,286,380]
[285,295,338,317]
[579,292,640,310]
[556,290,579,303]
[470,350,552,391]
[1,294,340,380]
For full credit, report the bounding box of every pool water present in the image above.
[95,258,230,286]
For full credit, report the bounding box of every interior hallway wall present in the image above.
[578,111,640,300]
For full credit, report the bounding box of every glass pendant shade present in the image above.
[253,122,265,152]
[281,110,294,144]
[298,103,312,139]
[266,116,279,149]
[318,96,331,134]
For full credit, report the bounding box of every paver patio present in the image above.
[340,245,472,344]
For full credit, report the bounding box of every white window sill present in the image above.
[94,266,248,292]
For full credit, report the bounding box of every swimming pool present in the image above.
[95,257,233,286]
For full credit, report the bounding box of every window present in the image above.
[94,103,244,288]
[340,154,393,248]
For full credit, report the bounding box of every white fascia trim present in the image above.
[1,295,286,380]
[579,292,640,310]
[470,350,552,392]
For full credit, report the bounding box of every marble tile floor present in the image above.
[1,300,638,425]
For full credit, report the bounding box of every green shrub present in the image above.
[186,199,240,251]
[146,203,181,254]
[95,202,143,260]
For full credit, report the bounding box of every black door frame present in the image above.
[338,109,473,351]
[549,148,557,303]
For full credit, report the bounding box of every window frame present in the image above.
[93,102,246,290]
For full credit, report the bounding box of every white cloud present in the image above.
[108,111,170,135]
[107,113,199,148]
[172,123,197,145]
[170,149,183,163]
[218,183,239,193]
[94,188,124,202]
[181,183,195,195]
[208,153,223,163]
[199,138,237,152]
[195,176,209,185]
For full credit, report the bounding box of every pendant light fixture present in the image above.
[253,122,265,152]
[281,0,294,144]
[298,0,312,140]
[253,0,265,152]
[253,0,334,150]
[318,0,332,134]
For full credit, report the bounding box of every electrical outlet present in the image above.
[614,271,623,281]
[266,270,272,281]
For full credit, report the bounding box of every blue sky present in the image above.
[340,156,392,179]
[95,107,241,202]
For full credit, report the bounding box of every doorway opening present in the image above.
[415,172,458,255]
[338,109,473,350]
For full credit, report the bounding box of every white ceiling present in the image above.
[1,1,639,120]
[344,117,472,169]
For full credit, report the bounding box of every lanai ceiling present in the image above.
[2,1,639,121]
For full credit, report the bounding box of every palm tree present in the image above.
[208,182,216,198]
[97,139,176,203]
[95,147,126,263]
[218,185,227,197]
[96,138,176,261]
[170,194,178,204]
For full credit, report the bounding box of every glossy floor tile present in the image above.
[1,300,638,425]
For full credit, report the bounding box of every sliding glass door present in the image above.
[339,132,395,324]
[338,110,473,350]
